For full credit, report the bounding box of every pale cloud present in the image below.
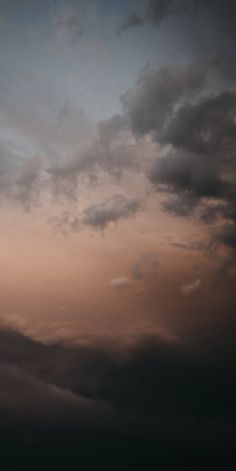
[181,278,201,295]
[110,277,132,288]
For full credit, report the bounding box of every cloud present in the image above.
[146,0,211,25]
[49,114,140,194]
[161,90,236,156]
[120,57,236,252]
[0,141,44,207]
[131,253,159,280]
[133,0,236,43]
[147,88,236,251]
[82,195,141,229]
[121,61,212,138]
[117,1,214,36]
[216,223,236,250]
[110,277,132,288]
[116,13,143,35]
[56,6,87,44]
[0,324,235,464]
[181,278,201,295]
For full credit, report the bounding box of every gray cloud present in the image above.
[146,0,212,25]
[49,114,137,190]
[56,6,87,44]
[120,58,236,251]
[161,195,198,217]
[147,88,236,250]
[0,142,45,207]
[150,150,228,199]
[116,13,143,35]
[82,195,141,229]
[144,0,236,44]
[116,0,212,35]
[121,61,212,138]
[131,253,159,280]
[161,91,236,155]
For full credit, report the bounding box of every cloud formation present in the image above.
[118,54,236,252]
[146,0,211,25]
[82,195,141,229]
[0,324,235,464]
[116,13,143,35]
[121,61,210,138]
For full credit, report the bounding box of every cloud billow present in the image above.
[120,55,236,251]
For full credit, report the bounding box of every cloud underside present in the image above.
[0,325,235,460]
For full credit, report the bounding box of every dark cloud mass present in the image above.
[121,61,209,137]
[148,88,236,248]
[0,326,235,465]
[120,55,236,250]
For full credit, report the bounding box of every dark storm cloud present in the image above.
[82,195,141,229]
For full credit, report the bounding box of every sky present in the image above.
[0,0,236,466]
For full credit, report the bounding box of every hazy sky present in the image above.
[0,1,236,464]
[0,0,235,345]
